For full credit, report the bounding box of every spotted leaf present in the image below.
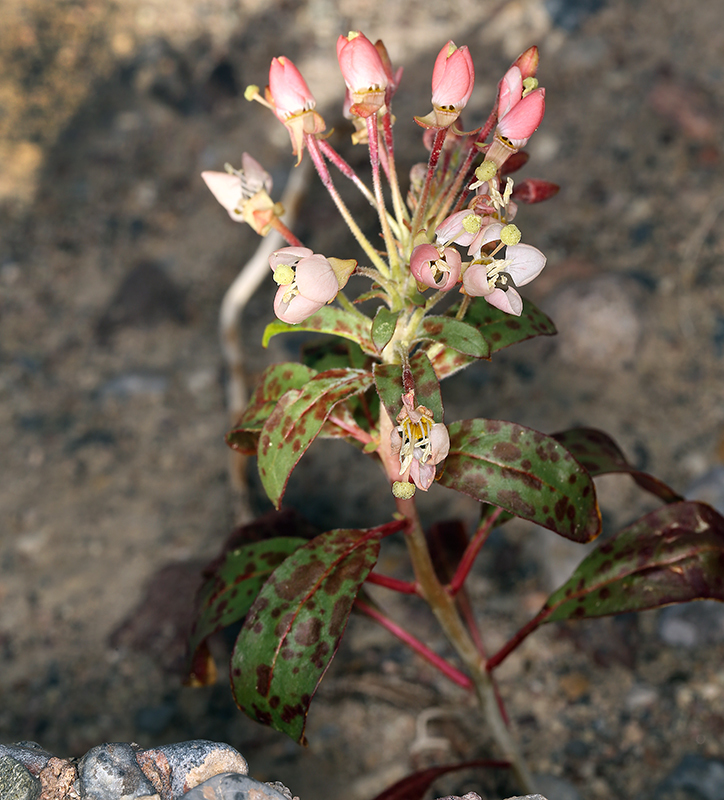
[227,363,317,455]
[230,522,403,742]
[373,351,443,426]
[543,501,724,621]
[553,427,684,503]
[417,316,490,359]
[371,307,400,353]
[429,297,556,379]
[440,419,601,542]
[187,536,307,676]
[258,368,374,508]
[262,307,376,355]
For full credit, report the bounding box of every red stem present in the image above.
[486,607,549,672]
[355,599,473,690]
[449,507,503,596]
[365,572,419,594]
[411,127,447,236]
[268,216,304,247]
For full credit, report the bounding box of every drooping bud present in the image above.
[337,31,388,117]
[269,247,340,324]
[512,46,539,80]
[264,57,326,164]
[415,41,475,129]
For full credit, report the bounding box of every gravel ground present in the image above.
[1,1,724,799]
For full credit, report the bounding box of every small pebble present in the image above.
[179,772,293,800]
[139,740,248,798]
[77,742,157,800]
[0,755,41,800]
[0,742,53,776]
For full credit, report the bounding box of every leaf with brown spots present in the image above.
[258,369,374,508]
[440,419,601,542]
[417,316,490,359]
[374,352,443,425]
[226,363,317,455]
[542,501,724,621]
[553,427,684,503]
[187,536,307,683]
[230,521,403,743]
[262,307,376,355]
[429,297,556,380]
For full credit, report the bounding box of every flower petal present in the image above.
[505,243,546,286]
[295,254,339,303]
[269,246,313,273]
[201,172,243,220]
[484,286,523,316]
[273,287,325,324]
[462,262,492,296]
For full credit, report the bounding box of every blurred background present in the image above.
[1,1,724,798]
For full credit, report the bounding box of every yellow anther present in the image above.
[392,481,416,499]
[522,77,539,96]
[500,224,521,246]
[273,264,295,285]
[244,85,260,101]
[475,161,497,184]
[462,213,483,235]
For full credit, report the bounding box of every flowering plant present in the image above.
[193,36,724,796]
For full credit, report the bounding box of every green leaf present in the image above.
[258,368,374,507]
[263,307,376,355]
[188,537,307,665]
[418,316,490,358]
[373,363,403,424]
[410,351,443,421]
[373,352,443,427]
[552,427,684,503]
[371,307,400,352]
[300,338,369,372]
[226,363,317,455]
[230,526,383,743]
[440,419,601,542]
[429,297,556,380]
[542,501,724,622]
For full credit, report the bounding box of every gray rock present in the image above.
[0,755,41,800]
[179,773,293,800]
[687,466,724,514]
[0,742,52,776]
[77,742,157,800]
[657,753,724,800]
[138,740,248,798]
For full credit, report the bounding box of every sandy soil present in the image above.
[2,1,724,799]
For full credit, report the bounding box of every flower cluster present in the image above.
[203,35,557,495]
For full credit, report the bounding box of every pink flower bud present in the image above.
[496,87,545,147]
[268,56,316,120]
[512,46,539,80]
[497,66,524,120]
[431,41,475,110]
[337,32,388,95]
[410,244,461,291]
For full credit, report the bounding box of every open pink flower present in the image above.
[410,243,461,291]
[269,246,339,324]
[390,392,450,492]
[337,31,388,117]
[415,41,475,129]
[201,153,273,220]
[462,223,546,316]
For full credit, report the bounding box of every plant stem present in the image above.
[367,114,400,275]
[366,572,419,594]
[377,410,534,792]
[355,599,473,690]
[305,135,391,278]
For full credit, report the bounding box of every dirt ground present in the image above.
[2,1,724,799]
